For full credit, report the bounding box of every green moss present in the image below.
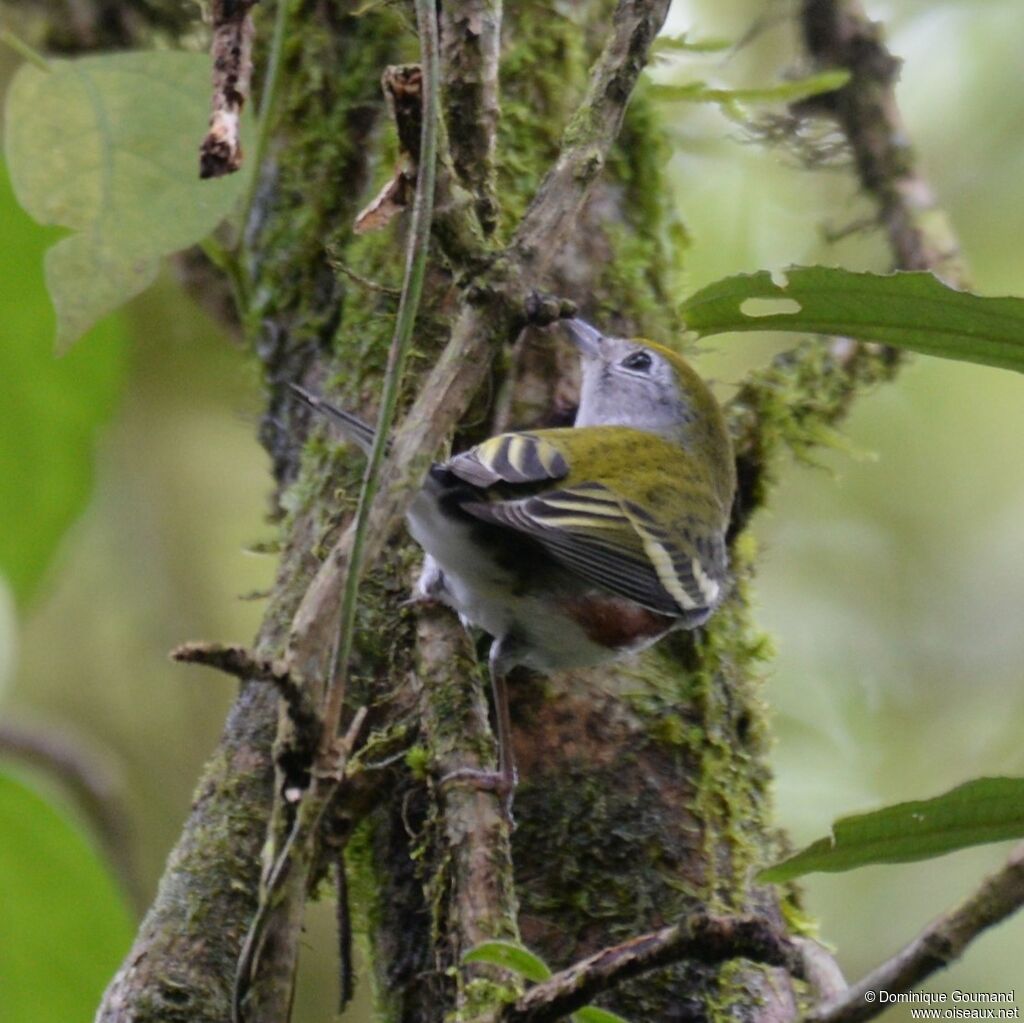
[404,744,430,779]
[343,818,397,1022]
[599,84,689,340]
[494,0,590,232]
[731,337,902,512]
[458,977,520,1020]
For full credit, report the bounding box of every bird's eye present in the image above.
[620,350,652,372]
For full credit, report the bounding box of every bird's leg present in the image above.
[439,637,518,818]
[488,640,518,797]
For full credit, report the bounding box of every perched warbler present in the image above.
[292,319,735,796]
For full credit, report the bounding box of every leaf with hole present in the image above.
[3,51,250,349]
[681,266,1024,373]
[759,777,1024,882]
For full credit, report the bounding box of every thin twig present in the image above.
[172,641,320,756]
[440,0,502,232]
[171,640,287,684]
[502,913,803,1023]
[0,28,50,71]
[238,0,291,232]
[798,0,964,284]
[511,0,672,267]
[318,0,440,765]
[199,0,257,178]
[328,251,401,296]
[232,707,368,1023]
[808,843,1024,1023]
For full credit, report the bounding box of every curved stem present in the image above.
[318,0,439,757]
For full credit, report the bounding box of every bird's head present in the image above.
[563,318,727,438]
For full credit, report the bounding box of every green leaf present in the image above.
[0,770,133,1022]
[681,266,1024,374]
[574,1007,633,1023]
[463,940,552,983]
[0,161,128,607]
[3,51,250,349]
[652,33,733,55]
[759,777,1024,883]
[650,70,850,105]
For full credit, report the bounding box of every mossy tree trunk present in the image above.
[44,0,945,1020]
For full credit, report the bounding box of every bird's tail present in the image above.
[289,383,377,456]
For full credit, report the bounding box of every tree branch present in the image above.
[199,0,256,178]
[799,0,964,282]
[809,843,1024,1023]
[440,0,502,232]
[414,604,519,1007]
[500,913,803,1023]
[171,640,289,685]
[511,0,672,268]
[728,0,968,536]
[287,0,674,682]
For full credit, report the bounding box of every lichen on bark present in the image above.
[89,0,955,1019]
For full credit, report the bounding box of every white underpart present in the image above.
[407,489,668,672]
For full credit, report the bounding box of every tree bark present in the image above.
[71,1,957,1020]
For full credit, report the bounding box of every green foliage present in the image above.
[3,51,249,348]
[681,267,1024,373]
[464,940,551,983]
[0,162,127,607]
[650,70,850,106]
[760,777,1024,882]
[575,1008,631,1023]
[0,770,133,1022]
[651,33,732,56]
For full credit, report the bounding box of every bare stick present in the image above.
[808,843,1024,1023]
[172,640,287,684]
[502,913,803,1023]
[317,0,440,766]
[414,604,518,1004]
[799,0,964,282]
[511,0,672,267]
[441,0,502,232]
[199,0,256,178]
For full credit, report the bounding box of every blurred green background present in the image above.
[1,0,1022,1019]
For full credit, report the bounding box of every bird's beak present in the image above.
[562,318,605,359]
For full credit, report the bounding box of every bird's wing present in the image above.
[462,482,718,617]
[445,432,570,488]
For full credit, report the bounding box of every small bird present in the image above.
[292,319,736,798]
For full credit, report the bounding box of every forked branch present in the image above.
[502,913,803,1023]
[809,843,1024,1023]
